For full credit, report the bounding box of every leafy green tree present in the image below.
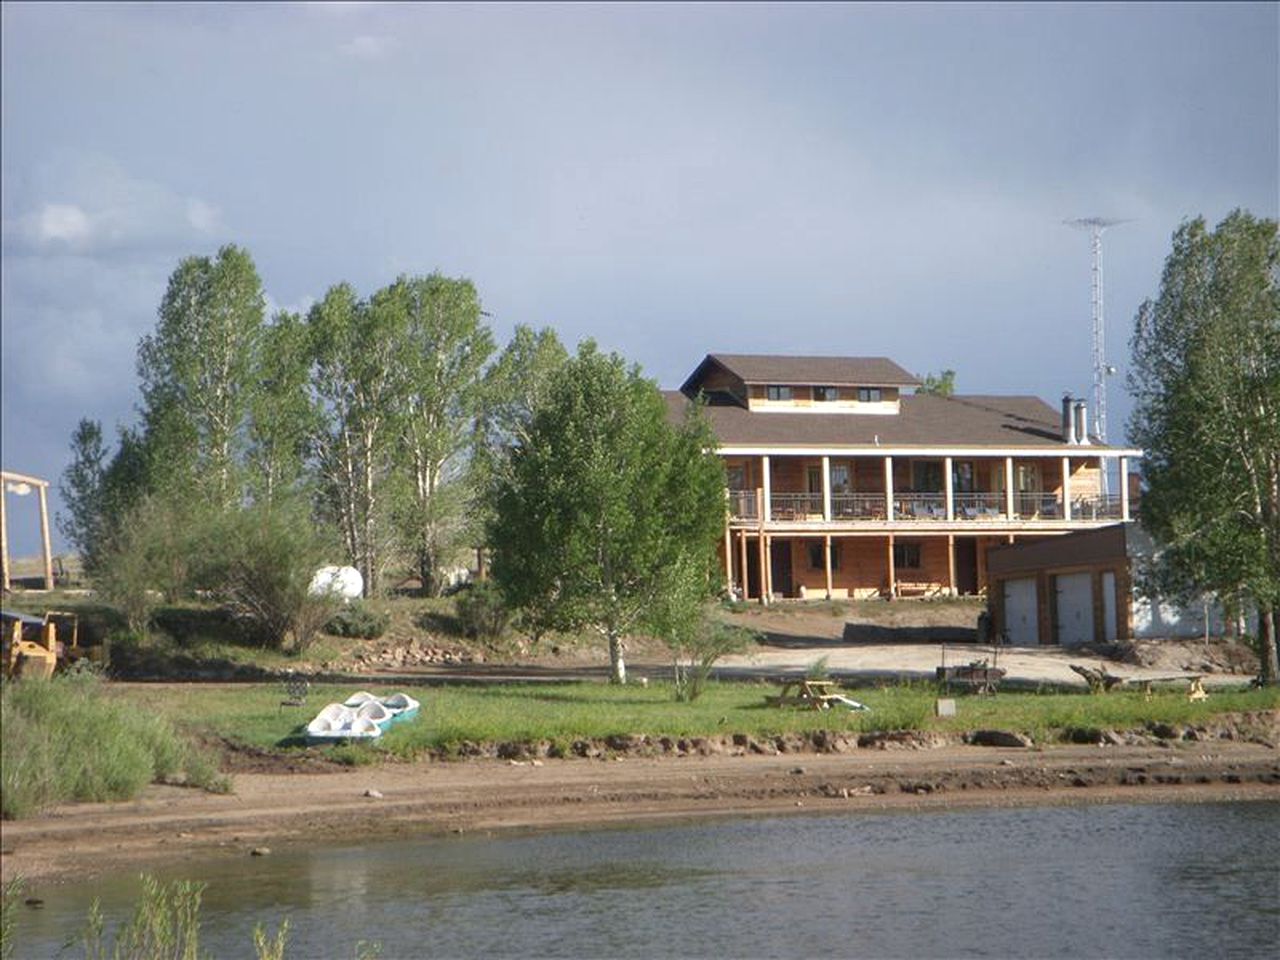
[247,310,317,503]
[136,245,266,504]
[307,283,403,596]
[471,325,569,576]
[917,369,956,396]
[381,274,495,595]
[58,419,109,572]
[489,343,726,683]
[1128,210,1280,683]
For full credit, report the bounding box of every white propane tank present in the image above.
[308,565,364,601]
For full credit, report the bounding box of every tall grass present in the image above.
[0,674,227,819]
[82,875,204,960]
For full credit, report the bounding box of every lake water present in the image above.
[11,801,1280,959]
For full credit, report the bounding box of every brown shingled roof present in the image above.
[681,354,920,395]
[665,391,1113,449]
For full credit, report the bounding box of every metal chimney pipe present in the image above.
[1061,395,1075,444]
[1073,401,1090,445]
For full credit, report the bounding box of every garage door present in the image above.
[1102,571,1118,642]
[1055,572,1093,647]
[1003,577,1039,646]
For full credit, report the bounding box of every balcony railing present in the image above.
[726,488,1126,524]
[954,492,1006,520]
[1015,493,1063,520]
[894,493,946,520]
[728,489,757,520]
[770,492,823,520]
[832,493,887,520]
[1072,494,1123,521]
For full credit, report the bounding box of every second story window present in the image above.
[813,386,839,402]
[767,385,793,401]
[857,387,882,403]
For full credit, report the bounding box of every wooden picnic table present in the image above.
[765,679,846,710]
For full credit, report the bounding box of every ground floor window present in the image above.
[807,541,840,570]
[893,542,922,569]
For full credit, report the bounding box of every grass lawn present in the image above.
[115,680,1280,763]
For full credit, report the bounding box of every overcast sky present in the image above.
[2,2,1277,555]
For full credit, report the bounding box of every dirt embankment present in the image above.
[5,713,1277,888]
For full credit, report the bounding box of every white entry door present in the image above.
[1003,577,1039,646]
[1055,572,1094,647]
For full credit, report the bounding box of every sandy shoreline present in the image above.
[4,741,1277,888]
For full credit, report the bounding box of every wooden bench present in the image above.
[1070,664,1207,701]
[894,581,943,598]
[1134,674,1208,702]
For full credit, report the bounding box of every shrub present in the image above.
[455,581,510,641]
[96,495,207,634]
[0,674,225,819]
[325,602,390,640]
[196,497,340,653]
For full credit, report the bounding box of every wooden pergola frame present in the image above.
[0,470,54,592]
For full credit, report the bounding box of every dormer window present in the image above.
[812,386,838,402]
[767,385,793,401]
[857,387,882,403]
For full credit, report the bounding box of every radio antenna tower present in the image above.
[1064,217,1128,450]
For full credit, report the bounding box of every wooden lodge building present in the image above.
[667,354,1142,602]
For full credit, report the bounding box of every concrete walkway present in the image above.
[713,642,1255,690]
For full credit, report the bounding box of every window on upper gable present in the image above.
[766,385,793,401]
[857,387,882,403]
[812,386,839,402]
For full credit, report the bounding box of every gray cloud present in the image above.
[1,2,1275,556]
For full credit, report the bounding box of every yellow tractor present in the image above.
[1,609,96,679]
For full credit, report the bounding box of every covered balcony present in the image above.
[724,453,1130,527]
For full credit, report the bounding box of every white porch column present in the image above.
[884,456,895,521]
[1120,456,1131,521]
[1004,457,1015,519]
[1062,456,1072,521]
[762,455,772,523]
[944,456,954,521]
[821,455,832,521]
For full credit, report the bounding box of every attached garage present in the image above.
[986,525,1129,647]
[987,524,1248,646]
